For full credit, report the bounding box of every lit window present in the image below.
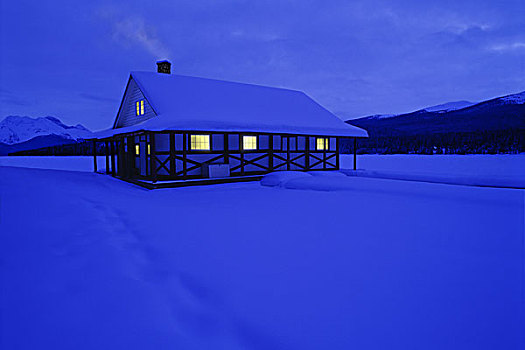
[190,134,210,150]
[147,144,151,155]
[316,137,329,150]
[243,135,257,150]
[135,144,140,155]
[136,100,145,116]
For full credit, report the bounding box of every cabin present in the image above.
[90,61,368,188]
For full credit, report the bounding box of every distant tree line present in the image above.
[11,141,103,156]
[10,128,524,156]
[340,128,524,155]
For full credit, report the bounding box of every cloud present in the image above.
[111,16,171,59]
[488,41,525,51]
[0,89,34,106]
[79,93,118,103]
[230,29,282,43]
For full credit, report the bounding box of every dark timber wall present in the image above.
[95,131,346,182]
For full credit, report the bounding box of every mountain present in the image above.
[0,116,93,155]
[423,100,476,113]
[347,91,525,136]
[0,115,92,145]
[362,100,477,121]
[344,91,525,154]
[361,114,397,120]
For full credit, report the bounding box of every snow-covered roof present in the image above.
[93,72,368,138]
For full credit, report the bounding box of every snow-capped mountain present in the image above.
[423,100,476,113]
[0,115,93,145]
[360,100,477,120]
[346,90,525,136]
[351,90,524,123]
[364,114,397,120]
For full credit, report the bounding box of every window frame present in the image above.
[136,100,145,116]
[316,137,329,151]
[242,135,258,151]
[190,134,211,151]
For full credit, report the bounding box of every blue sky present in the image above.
[1,0,524,130]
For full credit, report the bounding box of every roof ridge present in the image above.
[130,71,303,94]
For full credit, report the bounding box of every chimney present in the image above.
[156,60,171,74]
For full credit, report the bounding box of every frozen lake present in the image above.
[1,155,524,349]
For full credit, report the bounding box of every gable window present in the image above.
[190,134,210,150]
[316,137,329,150]
[136,100,145,116]
[243,135,257,150]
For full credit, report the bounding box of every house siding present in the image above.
[115,78,156,128]
[105,131,340,181]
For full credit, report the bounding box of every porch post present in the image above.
[126,136,134,179]
[269,134,274,171]
[92,140,97,173]
[118,138,125,177]
[110,139,116,176]
[353,137,357,170]
[239,133,244,175]
[286,136,290,171]
[182,132,187,179]
[150,132,157,183]
[322,138,326,170]
[305,136,310,170]
[169,132,175,177]
[105,140,110,174]
[223,133,229,164]
[335,137,339,170]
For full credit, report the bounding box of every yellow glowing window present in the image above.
[136,100,145,116]
[147,144,151,155]
[135,144,140,155]
[316,137,329,150]
[243,135,257,150]
[190,134,210,150]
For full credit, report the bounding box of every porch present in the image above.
[91,130,361,184]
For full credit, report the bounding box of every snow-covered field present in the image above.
[2,154,524,178]
[341,154,525,178]
[1,156,524,349]
[0,156,106,171]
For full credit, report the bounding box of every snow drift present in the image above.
[1,156,524,349]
